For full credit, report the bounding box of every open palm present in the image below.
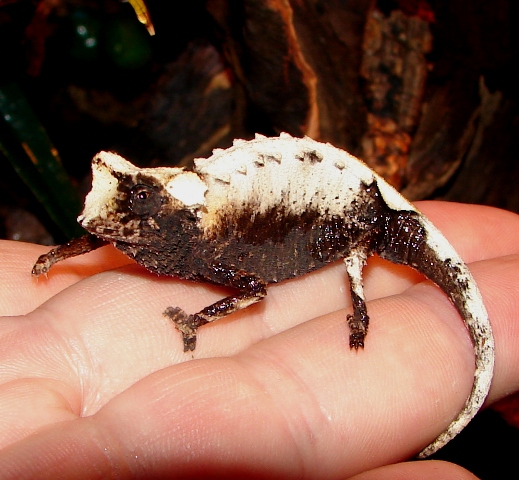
[1,202,518,479]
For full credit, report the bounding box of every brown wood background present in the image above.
[3,0,518,218]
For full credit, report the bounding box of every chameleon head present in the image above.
[78,151,208,244]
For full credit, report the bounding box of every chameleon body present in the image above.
[32,133,494,458]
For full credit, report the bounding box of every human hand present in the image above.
[0,202,518,479]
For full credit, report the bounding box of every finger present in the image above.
[2,235,516,414]
[476,255,519,402]
[0,240,131,316]
[361,202,519,306]
[349,460,479,480]
[416,202,519,261]
[0,252,517,478]
[3,204,516,385]
[5,204,517,351]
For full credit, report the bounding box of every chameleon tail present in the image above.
[378,210,494,458]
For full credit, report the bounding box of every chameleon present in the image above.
[32,133,494,458]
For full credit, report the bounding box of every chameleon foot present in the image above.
[164,306,199,352]
[347,313,368,350]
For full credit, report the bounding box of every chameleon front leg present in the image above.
[344,252,369,349]
[164,264,267,352]
[32,233,108,276]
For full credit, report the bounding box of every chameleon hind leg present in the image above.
[164,264,267,352]
[344,253,369,349]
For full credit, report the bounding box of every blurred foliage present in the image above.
[0,82,84,239]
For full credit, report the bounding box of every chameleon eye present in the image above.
[129,184,162,216]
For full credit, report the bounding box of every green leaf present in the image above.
[0,82,84,239]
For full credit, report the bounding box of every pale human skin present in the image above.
[0,202,518,479]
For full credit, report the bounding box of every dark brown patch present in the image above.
[377,210,473,328]
[378,211,427,266]
[201,181,391,283]
[226,205,322,245]
[129,184,163,216]
[267,153,282,164]
[296,149,323,163]
[347,289,369,349]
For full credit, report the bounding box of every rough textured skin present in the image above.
[32,133,494,458]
